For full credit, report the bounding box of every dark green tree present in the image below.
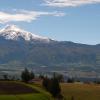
[42,76,50,91]
[21,68,31,83]
[39,74,44,79]
[67,77,74,83]
[3,74,8,80]
[42,73,62,98]
[30,71,35,80]
[57,74,64,82]
[50,76,61,97]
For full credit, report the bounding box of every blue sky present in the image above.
[0,0,100,45]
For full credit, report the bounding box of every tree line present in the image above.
[21,68,63,99]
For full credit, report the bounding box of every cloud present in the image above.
[43,0,100,7]
[0,10,65,24]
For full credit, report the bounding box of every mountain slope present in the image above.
[0,25,100,76]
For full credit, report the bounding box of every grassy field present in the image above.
[0,81,53,100]
[0,81,100,100]
[61,83,100,100]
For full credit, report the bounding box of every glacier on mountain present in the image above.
[0,25,51,43]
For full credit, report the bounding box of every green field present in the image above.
[61,83,100,100]
[0,81,100,100]
[0,81,53,100]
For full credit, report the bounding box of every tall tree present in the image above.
[30,71,35,80]
[50,75,61,97]
[42,76,50,91]
[42,73,61,98]
[21,68,31,83]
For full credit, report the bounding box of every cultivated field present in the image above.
[0,81,52,100]
[61,83,100,100]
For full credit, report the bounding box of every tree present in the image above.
[57,74,64,82]
[21,68,31,83]
[3,74,8,80]
[42,73,61,98]
[42,76,50,91]
[39,74,44,79]
[50,75,61,97]
[30,71,35,80]
[67,77,74,83]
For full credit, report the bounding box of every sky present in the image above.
[0,0,100,45]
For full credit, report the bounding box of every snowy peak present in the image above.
[0,25,24,32]
[0,25,52,43]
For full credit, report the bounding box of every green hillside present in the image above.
[0,81,53,100]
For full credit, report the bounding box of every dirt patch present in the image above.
[0,81,39,95]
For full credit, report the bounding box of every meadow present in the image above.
[61,83,100,100]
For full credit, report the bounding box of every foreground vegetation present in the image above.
[0,81,53,100]
[61,83,100,100]
[1,69,100,100]
[0,81,100,100]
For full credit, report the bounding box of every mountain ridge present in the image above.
[0,25,100,77]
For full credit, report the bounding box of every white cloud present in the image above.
[43,0,100,7]
[0,10,65,24]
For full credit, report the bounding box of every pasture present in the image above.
[61,83,100,100]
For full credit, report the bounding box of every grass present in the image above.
[0,81,53,100]
[61,83,100,100]
[1,81,100,100]
[0,94,51,100]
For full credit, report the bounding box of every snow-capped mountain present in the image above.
[0,25,51,43]
[0,25,100,77]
